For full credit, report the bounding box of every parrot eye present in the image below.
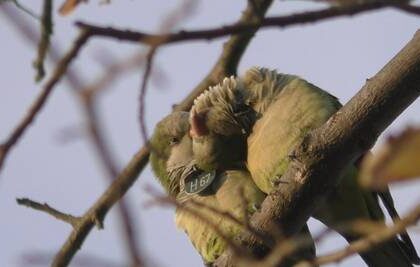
[169,137,179,146]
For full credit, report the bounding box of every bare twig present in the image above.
[137,0,197,144]
[16,198,81,227]
[138,47,156,144]
[75,2,420,46]
[33,0,53,82]
[396,4,420,15]
[300,203,420,266]
[10,0,39,19]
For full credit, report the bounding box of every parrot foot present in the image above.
[271,175,289,187]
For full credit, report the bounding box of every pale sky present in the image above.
[0,1,419,267]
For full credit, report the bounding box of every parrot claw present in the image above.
[271,175,288,187]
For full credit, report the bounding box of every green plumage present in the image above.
[150,111,317,264]
[189,67,419,266]
[150,111,191,196]
[175,169,266,263]
[149,112,267,263]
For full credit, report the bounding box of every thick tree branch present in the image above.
[215,29,420,267]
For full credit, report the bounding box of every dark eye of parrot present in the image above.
[169,137,179,146]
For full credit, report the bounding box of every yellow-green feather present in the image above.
[246,76,340,193]
[175,170,265,263]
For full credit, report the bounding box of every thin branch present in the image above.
[138,47,156,145]
[137,0,196,144]
[396,4,420,15]
[215,29,420,267]
[11,0,39,19]
[33,0,53,82]
[301,203,420,266]
[75,2,419,46]
[16,198,80,227]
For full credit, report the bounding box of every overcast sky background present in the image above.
[1,1,419,266]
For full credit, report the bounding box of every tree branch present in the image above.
[75,2,418,46]
[138,47,157,143]
[16,198,81,227]
[215,29,420,266]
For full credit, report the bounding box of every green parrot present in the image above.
[189,67,419,267]
[149,111,316,265]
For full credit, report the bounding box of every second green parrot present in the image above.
[189,67,419,267]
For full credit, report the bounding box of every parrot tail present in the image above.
[351,236,415,267]
[339,190,418,267]
[354,152,419,265]
[377,190,420,265]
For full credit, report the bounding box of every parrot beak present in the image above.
[190,110,209,138]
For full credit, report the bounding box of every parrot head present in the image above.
[189,76,256,172]
[150,111,196,197]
